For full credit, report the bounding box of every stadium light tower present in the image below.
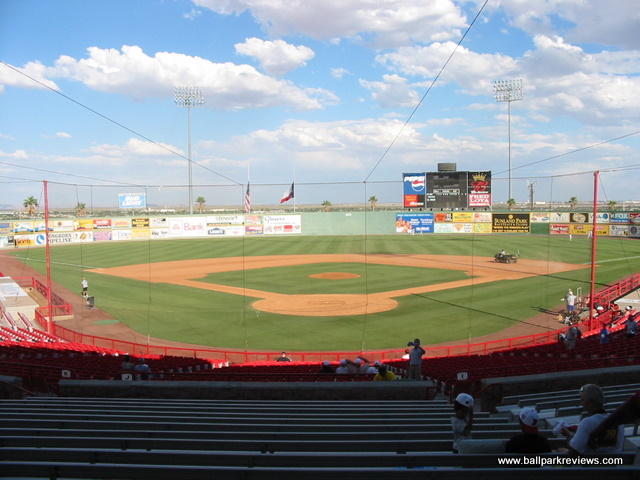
[174,86,205,214]
[493,79,523,202]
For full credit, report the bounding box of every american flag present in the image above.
[244,182,251,213]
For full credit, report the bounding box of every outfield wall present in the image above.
[1,210,639,247]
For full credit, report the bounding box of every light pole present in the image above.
[174,86,205,214]
[494,79,523,202]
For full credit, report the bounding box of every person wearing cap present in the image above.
[451,393,474,454]
[366,361,380,374]
[625,314,637,339]
[373,365,396,381]
[276,352,292,362]
[563,289,577,315]
[559,384,624,455]
[335,359,350,374]
[407,338,426,380]
[318,360,335,374]
[353,356,371,373]
[505,407,552,454]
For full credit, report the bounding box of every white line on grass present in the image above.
[582,255,640,265]
[13,256,103,270]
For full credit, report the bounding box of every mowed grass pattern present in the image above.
[9,234,640,351]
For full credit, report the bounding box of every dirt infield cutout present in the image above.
[90,254,588,317]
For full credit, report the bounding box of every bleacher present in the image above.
[1,396,639,479]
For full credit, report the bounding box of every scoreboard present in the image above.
[403,171,491,209]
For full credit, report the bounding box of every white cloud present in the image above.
[55,132,71,138]
[235,38,315,77]
[0,61,59,91]
[331,68,350,79]
[194,0,467,48]
[48,45,333,110]
[360,74,420,108]
[0,149,28,160]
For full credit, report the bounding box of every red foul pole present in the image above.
[589,171,599,330]
[44,180,53,333]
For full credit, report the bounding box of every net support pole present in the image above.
[44,180,53,334]
[588,171,599,331]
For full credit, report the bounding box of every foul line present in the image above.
[12,256,102,270]
[582,255,640,265]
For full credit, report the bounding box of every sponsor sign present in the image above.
[403,173,426,208]
[530,213,550,223]
[207,226,245,237]
[609,225,629,236]
[244,215,262,225]
[549,212,570,223]
[34,221,51,232]
[93,230,112,242]
[150,217,168,227]
[0,223,11,235]
[492,213,530,233]
[151,228,170,239]
[434,223,454,233]
[13,222,34,233]
[568,224,609,235]
[451,223,473,233]
[467,171,491,207]
[206,215,245,226]
[550,224,570,235]
[473,212,492,223]
[452,212,473,223]
[131,229,150,239]
[262,215,301,234]
[93,219,112,229]
[112,218,132,229]
[47,233,74,244]
[570,213,590,223]
[74,232,94,242]
[595,213,610,223]
[630,213,640,225]
[610,212,630,224]
[131,218,150,228]
[49,220,74,231]
[74,219,94,230]
[15,235,34,247]
[434,212,453,222]
[245,226,264,235]
[118,193,146,208]
[112,230,132,241]
[472,223,491,233]
[395,213,434,234]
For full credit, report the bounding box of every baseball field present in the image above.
[6,233,640,352]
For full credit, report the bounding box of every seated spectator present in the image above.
[451,393,474,454]
[134,357,151,380]
[335,359,350,374]
[373,365,396,381]
[318,360,335,374]
[366,360,380,374]
[276,352,292,362]
[120,354,135,371]
[559,384,624,455]
[599,325,610,345]
[625,315,637,339]
[589,389,640,449]
[353,356,371,373]
[505,407,552,454]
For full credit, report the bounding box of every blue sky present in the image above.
[1,0,639,210]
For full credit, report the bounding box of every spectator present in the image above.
[401,349,411,360]
[559,384,624,455]
[599,325,610,345]
[366,360,380,374]
[373,365,396,381]
[625,315,637,339]
[134,357,151,380]
[353,356,371,373]
[451,393,474,454]
[505,407,552,454]
[120,354,135,371]
[589,389,640,450]
[276,352,292,362]
[318,360,335,374]
[407,338,425,380]
[565,325,578,350]
[335,359,351,374]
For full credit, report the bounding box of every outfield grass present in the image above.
[9,234,640,351]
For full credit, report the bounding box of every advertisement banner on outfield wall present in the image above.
[93,230,112,242]
[452,212,473,223]
[74,232,93,242]
[207,226,245,236]
[434,223,454,233]
[549,212,570,223]
[0,223,10,235]
[609,225,629,236]
[395,213,434,233]
[630,213,640,225]
[492,213,530,233]
[569,213,590,223]
[451,223,473,233]
[630,225,640,237]
[610,213,630,223]
[207,215,244,225]
[472,223,492,233]
[263,215,301,234]
[530,213,551,223]
[131,229,150,239]
[169,217,207,237]
[48,220,73,232]
[150,217,168,227]
[132,218,149,228]
[569,224,609,235]
[46,233,73,244]
[245,226,263,235]
[12,222,34,233]
[93,219,112,229]
[151,228,170,239]
[74,219,93,230]
[15,235,33,247]
[594,213,610,223]
[550,224,570,234]
[112,218,132,229]
[473,212,492,223]
[112,230,131,241]
[434,212,453,222]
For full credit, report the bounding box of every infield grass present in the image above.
[8,234,640,351]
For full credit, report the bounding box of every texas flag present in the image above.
[280,183,294,203]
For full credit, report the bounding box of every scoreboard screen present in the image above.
[403,171,491,209]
